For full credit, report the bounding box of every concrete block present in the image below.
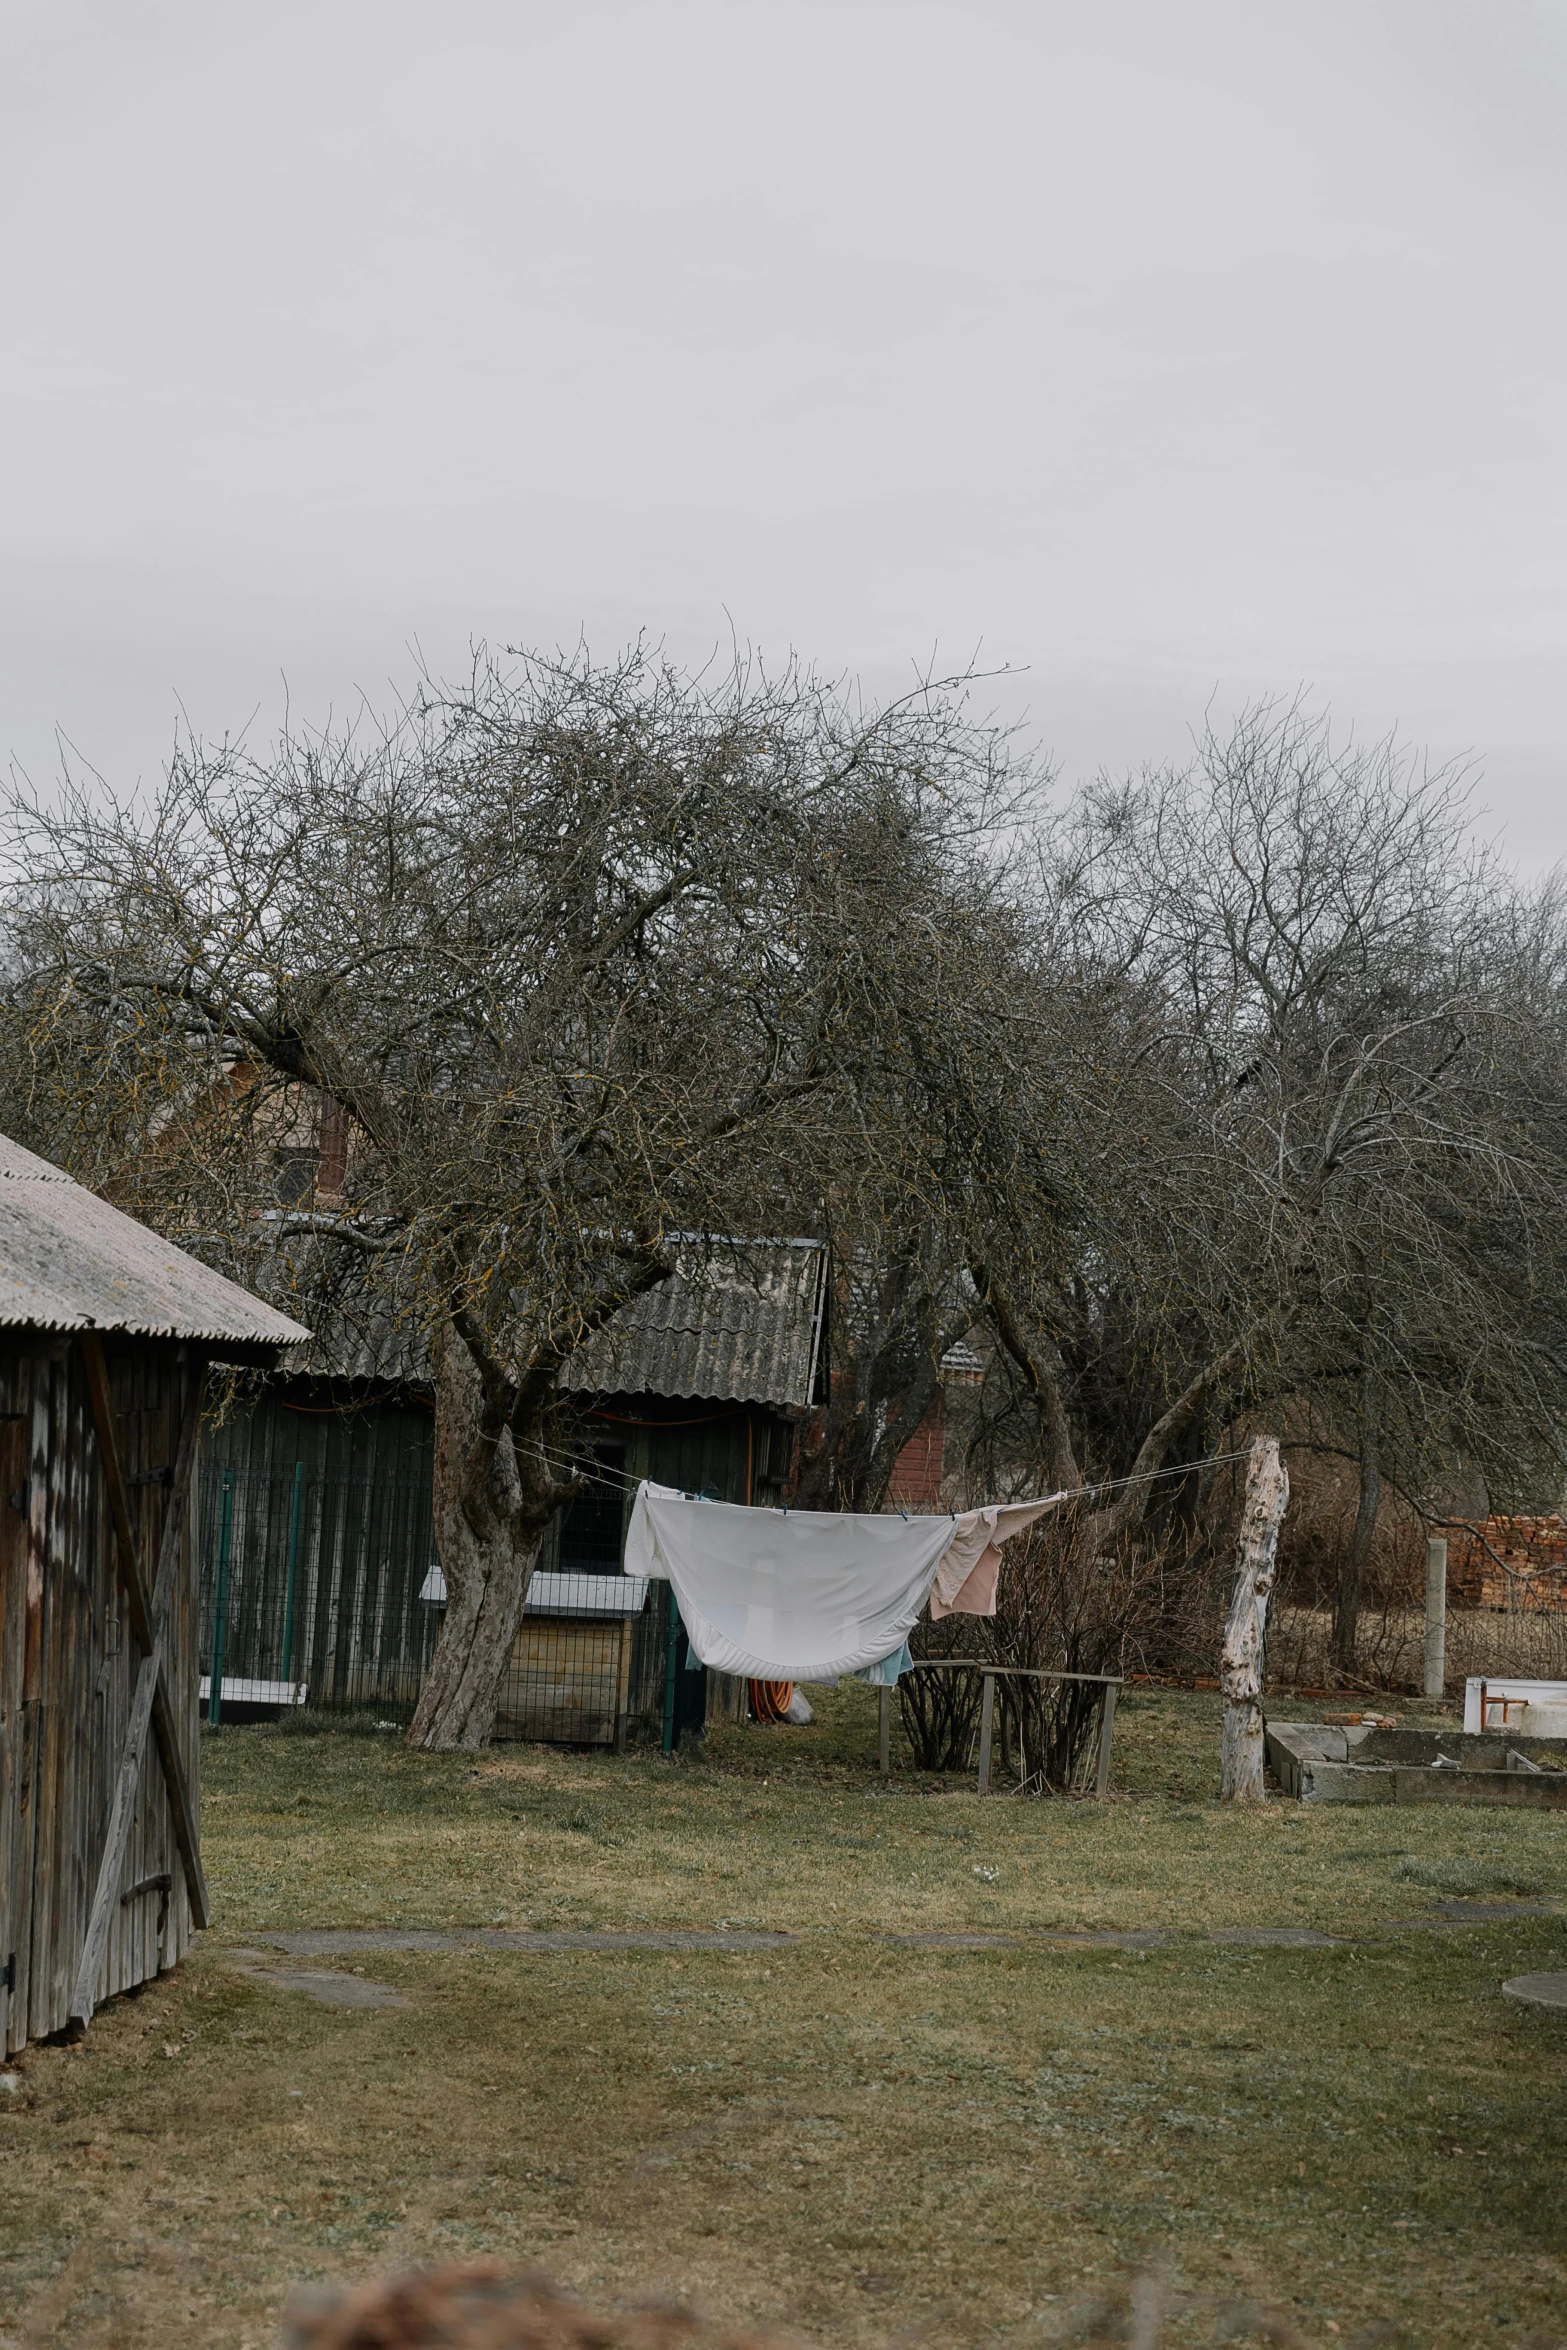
[1502,1972,1567,2011]
[1299,1761,1394,1803]
[1392,1767,1567,1809]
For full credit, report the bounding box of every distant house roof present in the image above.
[0,1133,311,1359]
[560,1238,827,1411]
[277,1232,826,1411]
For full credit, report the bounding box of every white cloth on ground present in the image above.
[624,1481,1064,1681]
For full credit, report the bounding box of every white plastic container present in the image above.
[1464,1677,1567,1733]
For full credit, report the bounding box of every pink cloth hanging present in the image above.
[927,1498,1064,1617]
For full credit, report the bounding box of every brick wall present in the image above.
[1450,1514,1567,1610]
[885,1388,946,1509]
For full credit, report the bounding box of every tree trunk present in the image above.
[407,1329,550,1752]
[971,1264,1083,1493]
[1333,1378,1380,1676]
[1220,1433,1289,1802]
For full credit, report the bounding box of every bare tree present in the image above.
[966,699,1567,1656]
[3,644,1023,1747]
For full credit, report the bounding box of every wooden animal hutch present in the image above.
[0,1135,306,2052]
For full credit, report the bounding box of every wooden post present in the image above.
[207,1473,234,1727]
[878,1685,891,1774]
[660,1585,679,1756]
[1094,1681,1119,1799]
[279,1459,305,1687]
[614,1612,633,1754]
[1424,1536,1448,1699]
[977,1672,996,1796]
[1220,1434,1289,1803]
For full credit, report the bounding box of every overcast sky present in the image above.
[5,2,1564,860]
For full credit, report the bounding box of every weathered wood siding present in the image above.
[203,1389,437,1707]
[195,1391,793,1741]
[0,1340,200,2054]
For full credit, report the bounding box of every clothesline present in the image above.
[519,1436,1258,1513]
[520,1443,1261,1685]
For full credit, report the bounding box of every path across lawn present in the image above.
[1,1686,1563,2349]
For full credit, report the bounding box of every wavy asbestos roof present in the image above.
[559,1238,826,1410]
[0,1133,312,1355]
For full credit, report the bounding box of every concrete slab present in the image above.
[252,1927,796,1957]
[1300,1762,1395,1804]
[1209,1926,1342,1948]
[252,1930,455,1955]
[1039,1929,1174,1951]
[1372,1902,1556,1934]
[225,1954,409,2009]
[1268,1720,1567,1804]
[1427,1899,1553,1922]
[1502,1973,1567,2011]
[879,1932,1021,1949]
[1390,1768,1567,1808]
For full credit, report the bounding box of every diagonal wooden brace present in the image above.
[69,1651,159,2031]
[72,1343,209,2029]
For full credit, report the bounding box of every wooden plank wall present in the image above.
[206,1385,434,1488]
[204,1389,437,1706]
[0,1341,199,2054]
[197,1391,796,1742]
[0,1386,31,2055]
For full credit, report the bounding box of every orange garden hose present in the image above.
[748,1679,794,1724]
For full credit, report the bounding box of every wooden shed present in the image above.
[0,1135,307,2052]
[200,1237,829,1743]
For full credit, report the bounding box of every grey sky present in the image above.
[5,2,1564,858]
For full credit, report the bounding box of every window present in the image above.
[273,1147,318,1207]
[556,1444,628,1571]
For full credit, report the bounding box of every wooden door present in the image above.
[0,1403,33,2055]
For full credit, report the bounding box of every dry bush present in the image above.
[902,1510,1228,1788]
[1267,1596,1567,1693]
[1271,1449,1426,1620]
[897,1608,984,1770]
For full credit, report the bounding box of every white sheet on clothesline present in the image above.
[623,1481,1063,1680]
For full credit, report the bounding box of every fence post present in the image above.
[878,1685,891,1773]
[1424,1536,1448,1699]
[977,1672,996,1796]
[661,1584,680,1756]
[207,1472,234,1729]
[1094,1681,1119,1798]
[279,1460,305,1691]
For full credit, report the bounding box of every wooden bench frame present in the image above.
[876,1661,1123,1797]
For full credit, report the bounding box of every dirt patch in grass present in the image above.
[1,1688,1564,2347]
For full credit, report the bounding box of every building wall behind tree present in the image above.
[197,1384,799,1732]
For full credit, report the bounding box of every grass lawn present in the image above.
[2,1687,1565,2348]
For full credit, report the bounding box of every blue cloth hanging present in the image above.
[855,1639,913,1687]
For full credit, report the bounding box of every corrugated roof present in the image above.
[0,1134,73,1182]
[559,1238,826,1410]
[0,1133,312,1354]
